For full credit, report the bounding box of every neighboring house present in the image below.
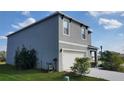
[7,12,97,71]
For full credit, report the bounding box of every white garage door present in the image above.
[62,50,85,71]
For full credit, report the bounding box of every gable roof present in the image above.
[7,11,89,37]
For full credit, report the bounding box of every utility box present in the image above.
[64,76,70,81]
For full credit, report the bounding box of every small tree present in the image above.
[71,57,91,75]
[14,46,37,70]
[101,51,124,72]
[0,51,6,62]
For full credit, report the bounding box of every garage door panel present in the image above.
[62,50,85,71]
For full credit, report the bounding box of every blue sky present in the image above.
[0,11,124,53]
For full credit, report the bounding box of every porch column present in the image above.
[94,51,98,67]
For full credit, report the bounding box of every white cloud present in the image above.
[0,45,7,51]
[120,13,124,16]
[88,28,93,31]
[45,11,56,17]
[0,36,7,40]
[11,17,36,30]
[114,46,124,54]
[18,17,36,27]
[110,47,124,54]
[88,11,122,17]
[8,31,14,34]
[121,46,124,52]
[118,33,124,37]
[21,11,31,16]
[99,18,123,29]
[11,24,20,30]
[6,31,15,35]
[0,31,15,40]
[99,42,124,54]
[49,11,55,13]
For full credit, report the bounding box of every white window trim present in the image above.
[63,19,70,36]
[81,27,86,40]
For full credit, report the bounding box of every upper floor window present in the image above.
[63,20,69,36]
[81,28,86,39]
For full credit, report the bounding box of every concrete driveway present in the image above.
[86,68,124,81]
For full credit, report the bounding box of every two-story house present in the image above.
[7,12,97,71]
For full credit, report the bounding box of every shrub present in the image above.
[0,51,6,62]
[111,54,124,71]
[117,66,124,72]
[101,51,124,72]
[14,46,37,70]
[71,57,91,75]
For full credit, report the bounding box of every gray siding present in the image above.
[7,15,59,70]
[88,33,91,45]
[59,16,89,45]
[58,15,90,71]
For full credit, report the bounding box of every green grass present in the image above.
[0,64,106,81]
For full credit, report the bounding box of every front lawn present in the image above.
[0,64,106,81]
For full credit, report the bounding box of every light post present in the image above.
[100,45,103,60]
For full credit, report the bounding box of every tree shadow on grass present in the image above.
[0,64,65,81]
[0,64,41,75]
